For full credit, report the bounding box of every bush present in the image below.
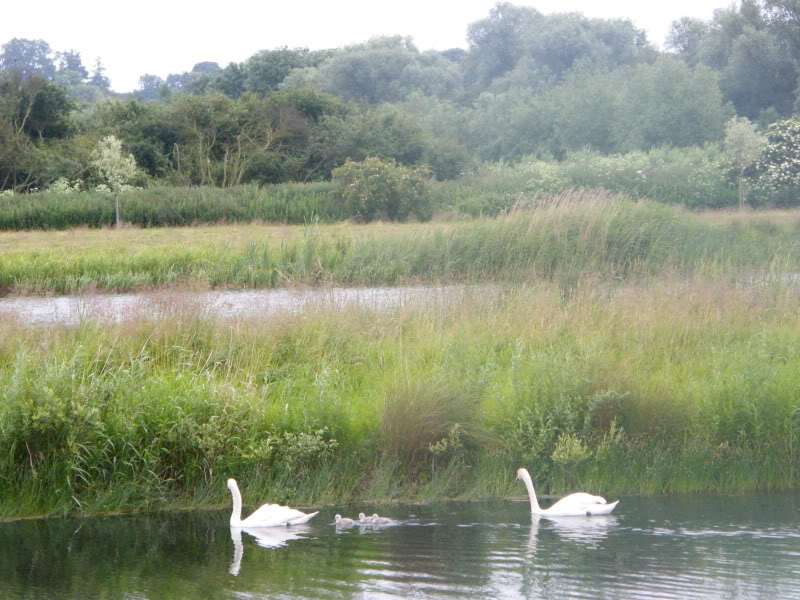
[754,119,800,207]
[332,157,434,222]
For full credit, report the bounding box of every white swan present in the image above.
[516,468,618,516]
[357,512,373,524]
[370,513,392,525]
[227,478,318,527]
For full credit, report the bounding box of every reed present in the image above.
[0,182,340,231]
[1,277,799,518]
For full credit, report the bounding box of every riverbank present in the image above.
[3,191,800,296]
[1,279,798,519]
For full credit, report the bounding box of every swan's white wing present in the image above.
[241,503,315,527]
[548,493,605,511]
[584,500,618,515]
[544,493,617,516]
[287,511,318,525]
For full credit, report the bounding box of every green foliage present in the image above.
[0,72,77,190]
[754,119,800,206]
[244,48,311,95]
[0,38,56,80]
[287,36,463,104]
[332,157,433,222]
[669,2,799,119]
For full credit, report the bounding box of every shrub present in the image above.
[754,119,800,207]
[332,157,434,222]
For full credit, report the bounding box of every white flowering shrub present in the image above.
[332,157,433,222]
[516,158,569,195]
[754,120,800,207]
[49,178,83,194]
[0,189,14,197]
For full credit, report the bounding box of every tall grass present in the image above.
[1,277,799,518]
[0,182,341,230]
[3,190,800,295]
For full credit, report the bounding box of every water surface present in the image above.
[2,493,799,599]
[0,285,498,326]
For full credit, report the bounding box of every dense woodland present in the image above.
[1,0,799,214]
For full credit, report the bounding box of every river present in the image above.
[0,285,501,326]
[2,493,799,599]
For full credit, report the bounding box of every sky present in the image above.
[3,0,732,92]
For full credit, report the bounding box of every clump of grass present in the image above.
[380,378,482,473]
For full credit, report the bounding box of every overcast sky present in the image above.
[3,0,732,92]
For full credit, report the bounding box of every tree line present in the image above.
[1,1,799,209]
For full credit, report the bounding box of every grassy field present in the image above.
[2,191,800,296]
[2,191,800,519]
[1,278,799,519]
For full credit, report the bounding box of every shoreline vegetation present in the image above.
[1,193,800,520]
[1,278,799,519]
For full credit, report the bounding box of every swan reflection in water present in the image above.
[229,525,311,575]
[528,514,619,554]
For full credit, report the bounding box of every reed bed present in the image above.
[1,276,799,518]
[0,182,341,231]
[2,190,800,296]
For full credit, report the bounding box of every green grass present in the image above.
[1,276,799,519]
[2,190,800,295]
[0,182,341,230]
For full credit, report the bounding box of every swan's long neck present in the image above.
[520,470,542,514]
[229,482,243,526]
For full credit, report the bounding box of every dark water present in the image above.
[2,493,799,599]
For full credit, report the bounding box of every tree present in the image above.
[91,135,138,226]
[0,72,76,190]
[723,116,766,208]
[621,57,730,149]
[464,3,541,88]
[136,74,167,101]
[192,61,221,74]
[244,48,309,94]
[56,50,89,80]
[718,26,797,118]
[307,105,429,178]
[212,62,246,98]
[89,58,111,90]
[170,93,306,186]
[666,17,710,66]
[0,38,56,80]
